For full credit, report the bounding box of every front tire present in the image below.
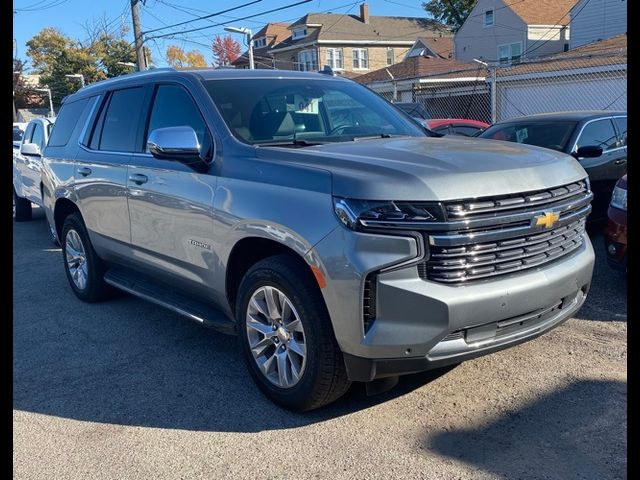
[13,188,32,222]
[236,255,351,412]
[61,212,114,302]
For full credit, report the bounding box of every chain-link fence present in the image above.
[367,46,626,123]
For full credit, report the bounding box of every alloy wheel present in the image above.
[65,229,88,290]
[246,286,307,388]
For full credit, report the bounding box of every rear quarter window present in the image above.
[48,97,91,147]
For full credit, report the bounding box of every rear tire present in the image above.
[13,188,32,222]
[236,254,351,412]
[61,212,114,302]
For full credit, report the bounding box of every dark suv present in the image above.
[41,68,594,411]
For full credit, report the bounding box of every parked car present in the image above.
[478,111,627,222]
[393,102,490,135]
[603,174,627,271]
[13,117,56,222]
[13,122,29,149]
[42,68,594,411]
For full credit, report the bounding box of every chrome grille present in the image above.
[419,180,592,284]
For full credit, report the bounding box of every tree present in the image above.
[24,25,149,108]
[211,35,241,67]
[13,58,42,111]
[422,0,476,31]
[166,45,207,68]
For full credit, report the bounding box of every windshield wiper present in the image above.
[351,133,402,141]
[254,139,327,148]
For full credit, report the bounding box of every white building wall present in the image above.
[570,0,627,49]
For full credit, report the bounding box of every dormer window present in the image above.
[292,27,308,40]
[484,9,494,27]
[253,37,267,48]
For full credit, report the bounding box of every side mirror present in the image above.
[147,126,211,172]
[573,145,603,159]
[21,142,41,156]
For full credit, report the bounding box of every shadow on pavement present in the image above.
[426,379,626,480]
[14,214,454,431]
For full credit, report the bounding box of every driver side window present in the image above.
[576,119,618,152]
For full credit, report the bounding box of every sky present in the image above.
[13,0,430,70]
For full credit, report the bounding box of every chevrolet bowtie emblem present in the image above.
[535,211,560,229]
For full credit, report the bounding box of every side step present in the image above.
[104,267,236,335]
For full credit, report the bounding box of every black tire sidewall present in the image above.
[13,188,32,222]
[236,258,331,410]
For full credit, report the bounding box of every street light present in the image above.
[34,88,54,118]
[117,61,136,68]
[65,73,85,87]
[224,26,254,69]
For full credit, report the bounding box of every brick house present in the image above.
[267,3,451,77]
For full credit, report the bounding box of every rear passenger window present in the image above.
[146,85,207,148]
[614,117,627,147]
[48,97,89,147]
[96,87,145,152]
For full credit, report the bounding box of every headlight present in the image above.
[610,185,627,211]
[334,197,444,230]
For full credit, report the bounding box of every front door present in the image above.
[127,83,217,293]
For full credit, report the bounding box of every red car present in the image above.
[393,102,490,136]
[604,174,627,271]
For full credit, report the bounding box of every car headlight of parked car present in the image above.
[610,185,627,211]
[334,197,443,230]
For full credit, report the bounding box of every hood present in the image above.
[255,136,587,201]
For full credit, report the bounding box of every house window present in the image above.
[292,28,307,40]
[297,50,317,71]
[326,48,343,69]
[253,37,267,48]
[498,42,522,63]
[386,47,394,66]
[352,48,369,69]
[484,9,494,27]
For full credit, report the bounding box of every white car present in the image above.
[13,117,55,222]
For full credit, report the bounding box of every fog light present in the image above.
[607,244,617,256]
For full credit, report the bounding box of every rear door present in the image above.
[572,117,626,220]
[75,86,148,256]
[126,82,217,294]
[14,122,35,198]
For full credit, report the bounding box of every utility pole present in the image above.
[131,0,146,71]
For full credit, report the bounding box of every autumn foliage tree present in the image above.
[165,45,207,68]
[211,35,241,66]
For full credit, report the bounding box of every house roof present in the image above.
[271,13,450,52]
[411,36,454,59]
[495,33,626,77]
[509,0,578,25]
[252,22,291,49]
[354,55,477,84]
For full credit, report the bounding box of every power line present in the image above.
[148,0,313,40]
[142,0,263,35]
[14,0,68,12]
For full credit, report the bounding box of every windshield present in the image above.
[395,103,430,120]
[202,78,425,145]
[13,128,24,142]
[479,120,578,152]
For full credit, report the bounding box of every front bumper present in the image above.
[310,227,595,382]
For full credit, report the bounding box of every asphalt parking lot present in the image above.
[14,208,626,480]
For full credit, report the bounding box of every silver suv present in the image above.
[42,68,595,411]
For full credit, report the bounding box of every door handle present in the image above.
[614,159,627,165]
[78,166,92,177]
[129,173,149,185]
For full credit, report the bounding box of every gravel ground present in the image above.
[14,209,626,480]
